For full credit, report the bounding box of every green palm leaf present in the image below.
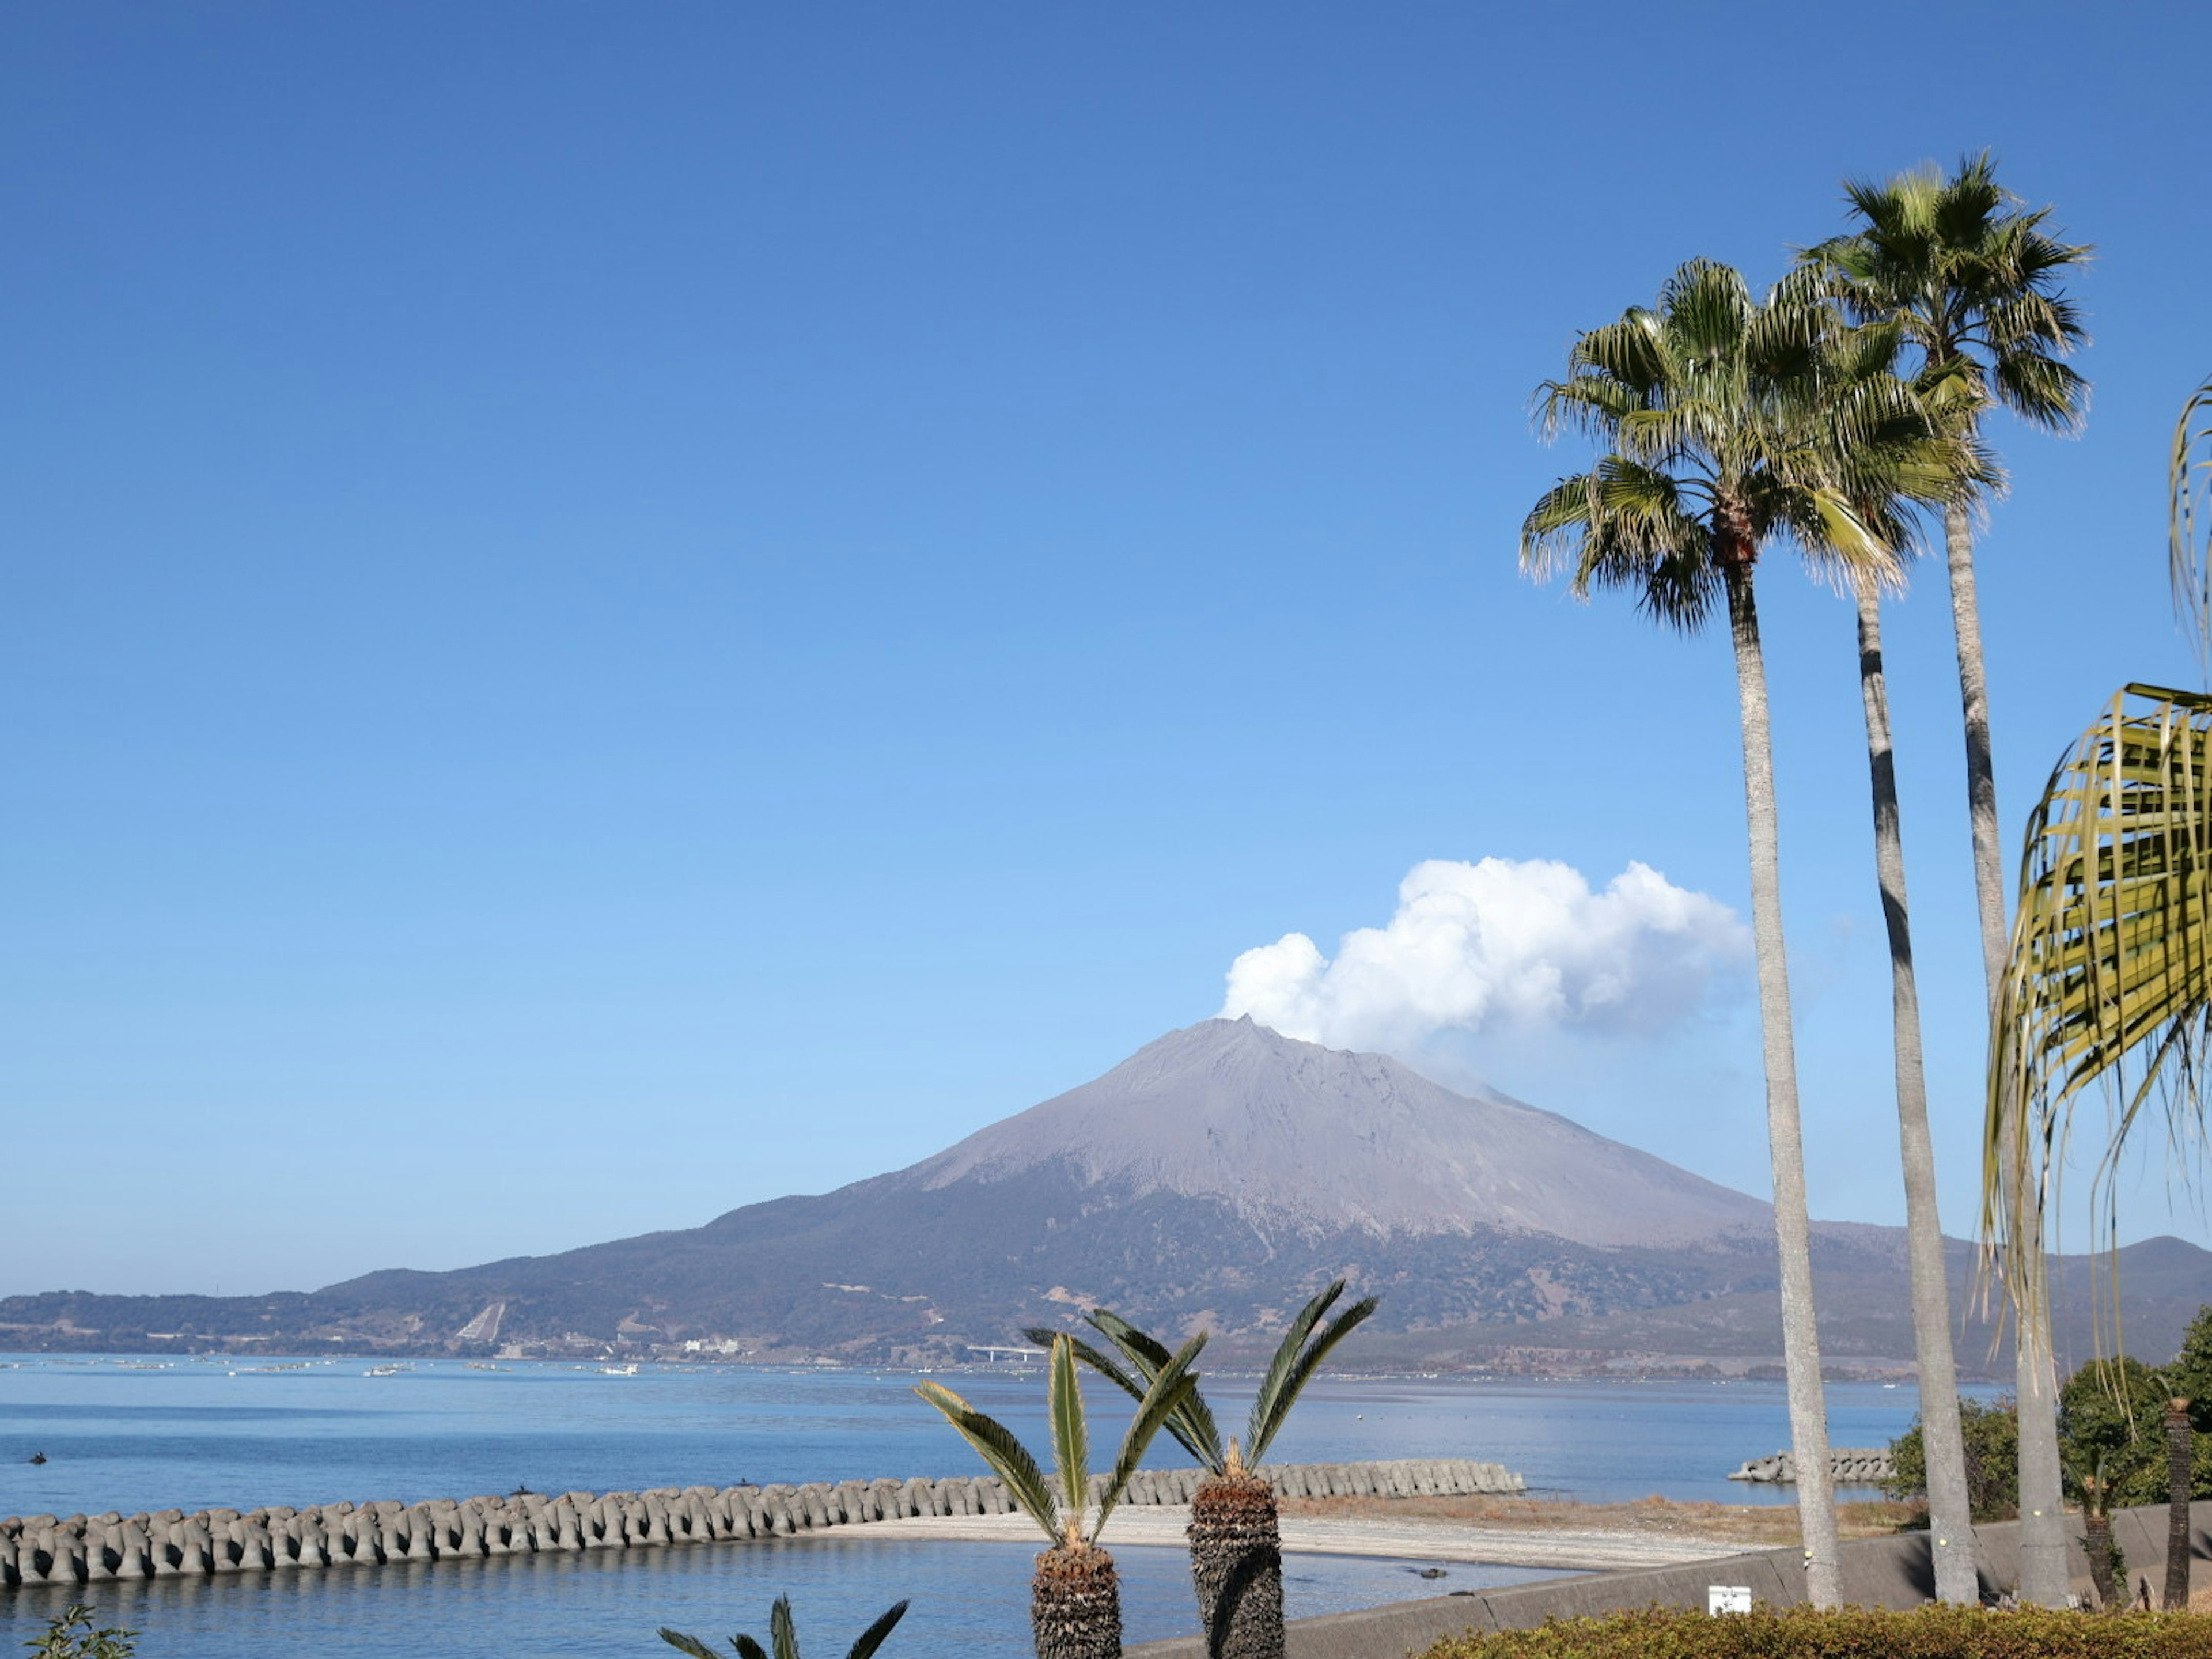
[843,1599,910,1659]
[657,1632,721,1659]
[1094,1336,1204,1536]
[1048,1334,1090,1521]
[1251,1293,1380,1465]
[1081,1309,1225,1472]
[914,1379,1060,1543]
[1985,684,2212,1314]
[770,1597,799,1659]
[734,1639,770,1659]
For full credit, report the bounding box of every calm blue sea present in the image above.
[0,1356,1960,1657]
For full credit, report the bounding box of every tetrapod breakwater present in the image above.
[1,1457,1524,1590]
[1725,1448,1895,1485]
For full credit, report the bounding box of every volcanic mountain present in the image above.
[6,1018,2207,1371]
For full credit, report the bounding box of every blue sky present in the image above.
[5,2,2209,1296]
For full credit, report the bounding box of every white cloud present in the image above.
[1219,857,1750,1052]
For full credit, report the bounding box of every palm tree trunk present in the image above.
[1032,1543,1124,1659]
[1854,577,1978,1606]
[1723,560,1842,1609]
[1187,1472,1283,1659]
[1944,501,2068,1607]
[2166,1398,2194,1611]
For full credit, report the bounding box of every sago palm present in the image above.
[917,1332,1201,1659]
[660,1594,909,1659]
[1807,156,2090,1605]
[1032,1279,1377,1659]
[1523,257,1963,1608]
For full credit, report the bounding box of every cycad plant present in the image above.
[1031,1279,1377,1659]
[1522,257,1961,1608]
[917,1331,1201,1659]
[660,1595,908,1659]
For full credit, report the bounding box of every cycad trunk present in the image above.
[2083,1494,2118,1612]
[1723,560,1841,1608]
[1187,1471,1283,1659]
[1944,502,2067,1608]
[1032,1543,1124,1659]
[1853,578,1978,1606]
[2166,1398,2193,1611]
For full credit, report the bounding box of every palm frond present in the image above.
[1081,1308,1225,1471]
[735,1638,770,1659]
[658,1631,722,1659]
[771,1597,800,1659]
[914,1379,1060,1542]
[1984,685,2212,1311]
[1093,1336,1205,1537]
[2171,377,2212,684]
[1249,1288,1380,1464]
[844,1600,910,1659]
[1048,1335,1091,1521]
[1023,1325,1149,1408]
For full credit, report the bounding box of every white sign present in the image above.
[1707,1586,1753,1616]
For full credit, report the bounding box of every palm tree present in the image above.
[2164,1396,2194,1610]
[1847,564,1983,1606]
[660,1594,909,1659]
[916,1332,1202,1659]
[1806,155,2090,1608]
[1524,257,1962,1608]
[1031,1280,1378,1659]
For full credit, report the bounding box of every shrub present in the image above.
[24,1607,136,1659]
[1416,1605,2212,1659]
[1889,1396,2021,1521]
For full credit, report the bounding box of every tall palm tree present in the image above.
[1523,257,1960,1608]
[917,1332,1201,1659]
[1847,565,1983,1606]
[1806,155,2090,1607]
[1031,1280,1378,1659]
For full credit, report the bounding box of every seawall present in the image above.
[0,1456,1523,1590]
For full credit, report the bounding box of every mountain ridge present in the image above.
[4,1018,2205,1373]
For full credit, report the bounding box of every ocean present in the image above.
[0,1355,1958,1656]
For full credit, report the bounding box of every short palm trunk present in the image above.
[1188,1472,1284,1659]
[1032,1541,1123,1659]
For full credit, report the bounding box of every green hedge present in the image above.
[1416,1606,2212,1659]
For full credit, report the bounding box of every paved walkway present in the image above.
[861,1506,1745,1573]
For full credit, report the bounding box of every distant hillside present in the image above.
[4,1019,2205,1374]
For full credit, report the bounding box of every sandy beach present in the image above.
[860,1497,1796,1574]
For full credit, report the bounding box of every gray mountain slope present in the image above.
[906,1016,1768,1247]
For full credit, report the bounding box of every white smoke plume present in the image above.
[1219,857,1750,1052]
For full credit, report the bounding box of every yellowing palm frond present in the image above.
[1985,685,2212,1302]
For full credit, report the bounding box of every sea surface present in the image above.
[0,1355,1969,1656]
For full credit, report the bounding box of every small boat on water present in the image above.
[600,1363,639,1376]
[364,1365,411,1377]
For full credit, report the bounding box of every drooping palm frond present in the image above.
[2170,377,2212,684]
[1247,1282,1380,1465]
[1984,684,2212,1305]
[843,1599,912,1659]
[915,1376,1062,1543]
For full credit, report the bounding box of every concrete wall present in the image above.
[1127,1499,2212,1659]
[0,1457,1521,1590]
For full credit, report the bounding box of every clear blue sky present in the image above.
[5,2,2208,1296]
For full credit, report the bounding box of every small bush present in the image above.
[24,1606,136,1659]
[1416,1605,2212,1659]
[1889,1397,2022,1521]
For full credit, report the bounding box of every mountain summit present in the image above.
[905,1017,1766,1247]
